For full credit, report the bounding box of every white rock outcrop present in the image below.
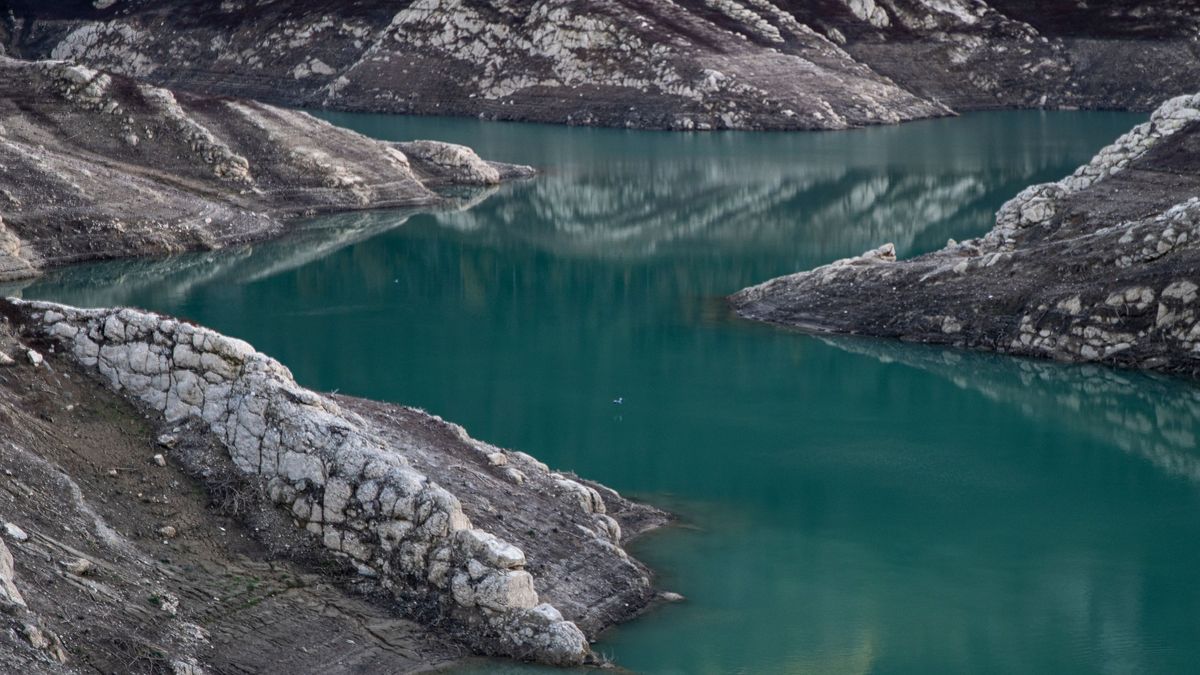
[992,93,1200,248]
[394,140,502,186]
[11,299,590,665]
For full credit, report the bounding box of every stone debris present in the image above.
[4,523,29,542]
[25,350,42,367]
[0,540,26,607]
[64,558,93,576]
[153,453,168,467]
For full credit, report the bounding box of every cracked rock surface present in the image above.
[6,0,1199,131]
[732,92,1200,378]
[0,298,667,667]
[0,56,533,283]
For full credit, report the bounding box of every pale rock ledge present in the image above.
[7,298,618,666]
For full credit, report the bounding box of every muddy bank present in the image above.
[0,298,669,671]
[4,1,1199,131]
[0,55,533,283]
[732,92,1200,378]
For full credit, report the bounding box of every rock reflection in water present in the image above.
[822,336,1200,485]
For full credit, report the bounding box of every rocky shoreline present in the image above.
[0,51,671,673]
[0,55,533,282]
[0,297,670,672]
[732,92,1200,378]
[4,1,1199,131]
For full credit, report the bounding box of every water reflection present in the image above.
[822,336,1200,485]
[433,166,994,262]
[15,111,1195,675]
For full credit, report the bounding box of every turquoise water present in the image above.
[16,111,1200,674]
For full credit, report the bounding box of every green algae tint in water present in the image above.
[17,111,1200,674]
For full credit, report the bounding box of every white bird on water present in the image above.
[612,397,623,405]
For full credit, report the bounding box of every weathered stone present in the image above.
[64,558,93,576]
[10,2,1200,131]
[732,91,1200,379]
[0,540,25,607]
[8,298,624,666]
[0,56,534,282]
[4,523,28,542]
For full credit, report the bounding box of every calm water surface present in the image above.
[16,111,1200,674]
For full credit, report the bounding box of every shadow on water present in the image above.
[14,110,1200,674]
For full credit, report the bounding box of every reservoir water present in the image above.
[15,110,1200,674]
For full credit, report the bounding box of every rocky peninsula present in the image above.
[4,1,1199,130]
[0,55,532,282]
[0,297,669,672]
[732,92,1200,378]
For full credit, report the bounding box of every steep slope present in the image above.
[0,56,533,282]
[4,0,1198,130]
[732,93,1200,378]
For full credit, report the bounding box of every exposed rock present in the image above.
[0,313,472,673]
[397,141,503,186]
[731,91,1200,378]
[63,558,92,576]
[4,1,1199,130]
[4,523,29,542]
[0,56,534,282]
[25,350,42,367]
[0,540,26,607]
[2,297,667,667]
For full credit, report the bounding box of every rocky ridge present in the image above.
[0,55,533,282]
[0,297,667,668]
[0,310,478,674]
[732,91,1200,377]
[4,1,1199,131]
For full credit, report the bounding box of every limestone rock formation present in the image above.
[0,56,533,282]
[1,298,665,666]
[397,140,536,187]
[3,1,1198,130]
[731,92,1200,378]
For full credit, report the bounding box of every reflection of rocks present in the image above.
[733,94,1200,377]
[822,336,1200,485]
[0,191,506,306]
[7,1,1198,130]
[435,165,1023,261]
